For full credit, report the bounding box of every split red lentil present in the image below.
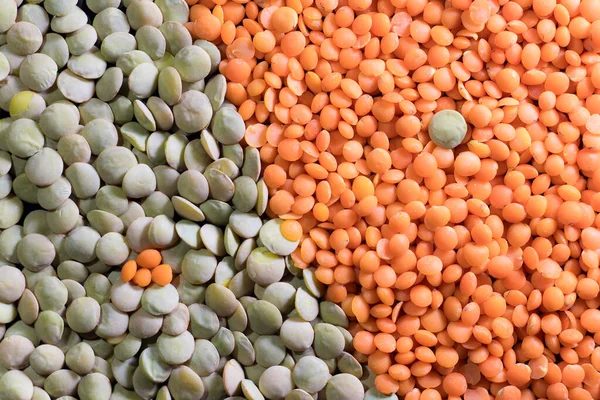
[185,0,600,397]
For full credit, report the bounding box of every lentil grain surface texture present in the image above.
[187,0,600,397]
[0,0,373,399]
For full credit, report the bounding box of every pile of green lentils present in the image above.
[0,0,387,399]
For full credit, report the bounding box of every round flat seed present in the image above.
[141,284,179,316]
[100,32,136,63]
[128,308,163,339]
[293,356,330,393]
[147,133,170,165]
[337,352,363,379]
[205,283,238,317]
[182,249,217,285]
[319,301,349,328]
[229,210,262,239]
[188,304,219,340]
[111,357,137,390]
[136,26,166,61]
[200,200,233,226]
[247,300,282,335]
[126,0,163,30]
[174,45,210,83]
[242,147,261,183]
[96,67,123,102]
[18,233,56,272]
[160,22,191,56]
[165,133,188,171]
[162,303,189,336]
[189,339,219,378]
[223,225,240,257]
[40,33,70,68]
[259,366,294,400]
[67,49,107,80]
[132,366,158,399]
[200,129,220,160]
[107,100,133,130]
[210,107,245,145]
[302,268,326,298]
[12,174,39,204]
[233,238,256,271]
[177,170,209,204]
[173,90,212,134]
[246,247,285,286]
[96,146,138,185]
[156,0,189,23]
[314,323,345,360]
[223,144,244,169]
[223,360,244,397]
[8,21,43,55]
[40,103,79,143]
[65,162,100,199]
[139,347,171,384]
[168,366,204,400]
[0,225,23,263]
[57,70,94,103]
[205,168,234,202]
[19,53,57,92]
[254,336,286,368]
[156,330,194,365]
[33,310,63,344]
[199,224,225,256]
[79,98,113,123]
[326,374,364,400]
[0,0,17,33]
[7,118,44,158]
[158,66,182,106]
[121,122,150,152]
[172,196,205,222]
[280,318,314,352]
[215,257,237,288]
[211,328,235,358]
[66,24,97,56]
[147,96,174,131]
[93,8,129,40]
[193,40,220,74]
[122,164,157,199]
[262,282,296,315]
[204,74,226,112]
[64,226,100,263]
[65,342,95,375]
[114,334,142,362]
[125,216,153,253]
[129,63,159,99]
[66,297,100,333]
[183,139,211,173]
[50,7,87,34]
[148,214,178,249]
[259,219,300,256]
[232,331,255,366]
[176,279,204,306]
[295,287,319,322]
[96,232,129,265]
[78,373,112,400]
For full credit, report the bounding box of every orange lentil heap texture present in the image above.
[121,249,173,287]
[185,0,600,398]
